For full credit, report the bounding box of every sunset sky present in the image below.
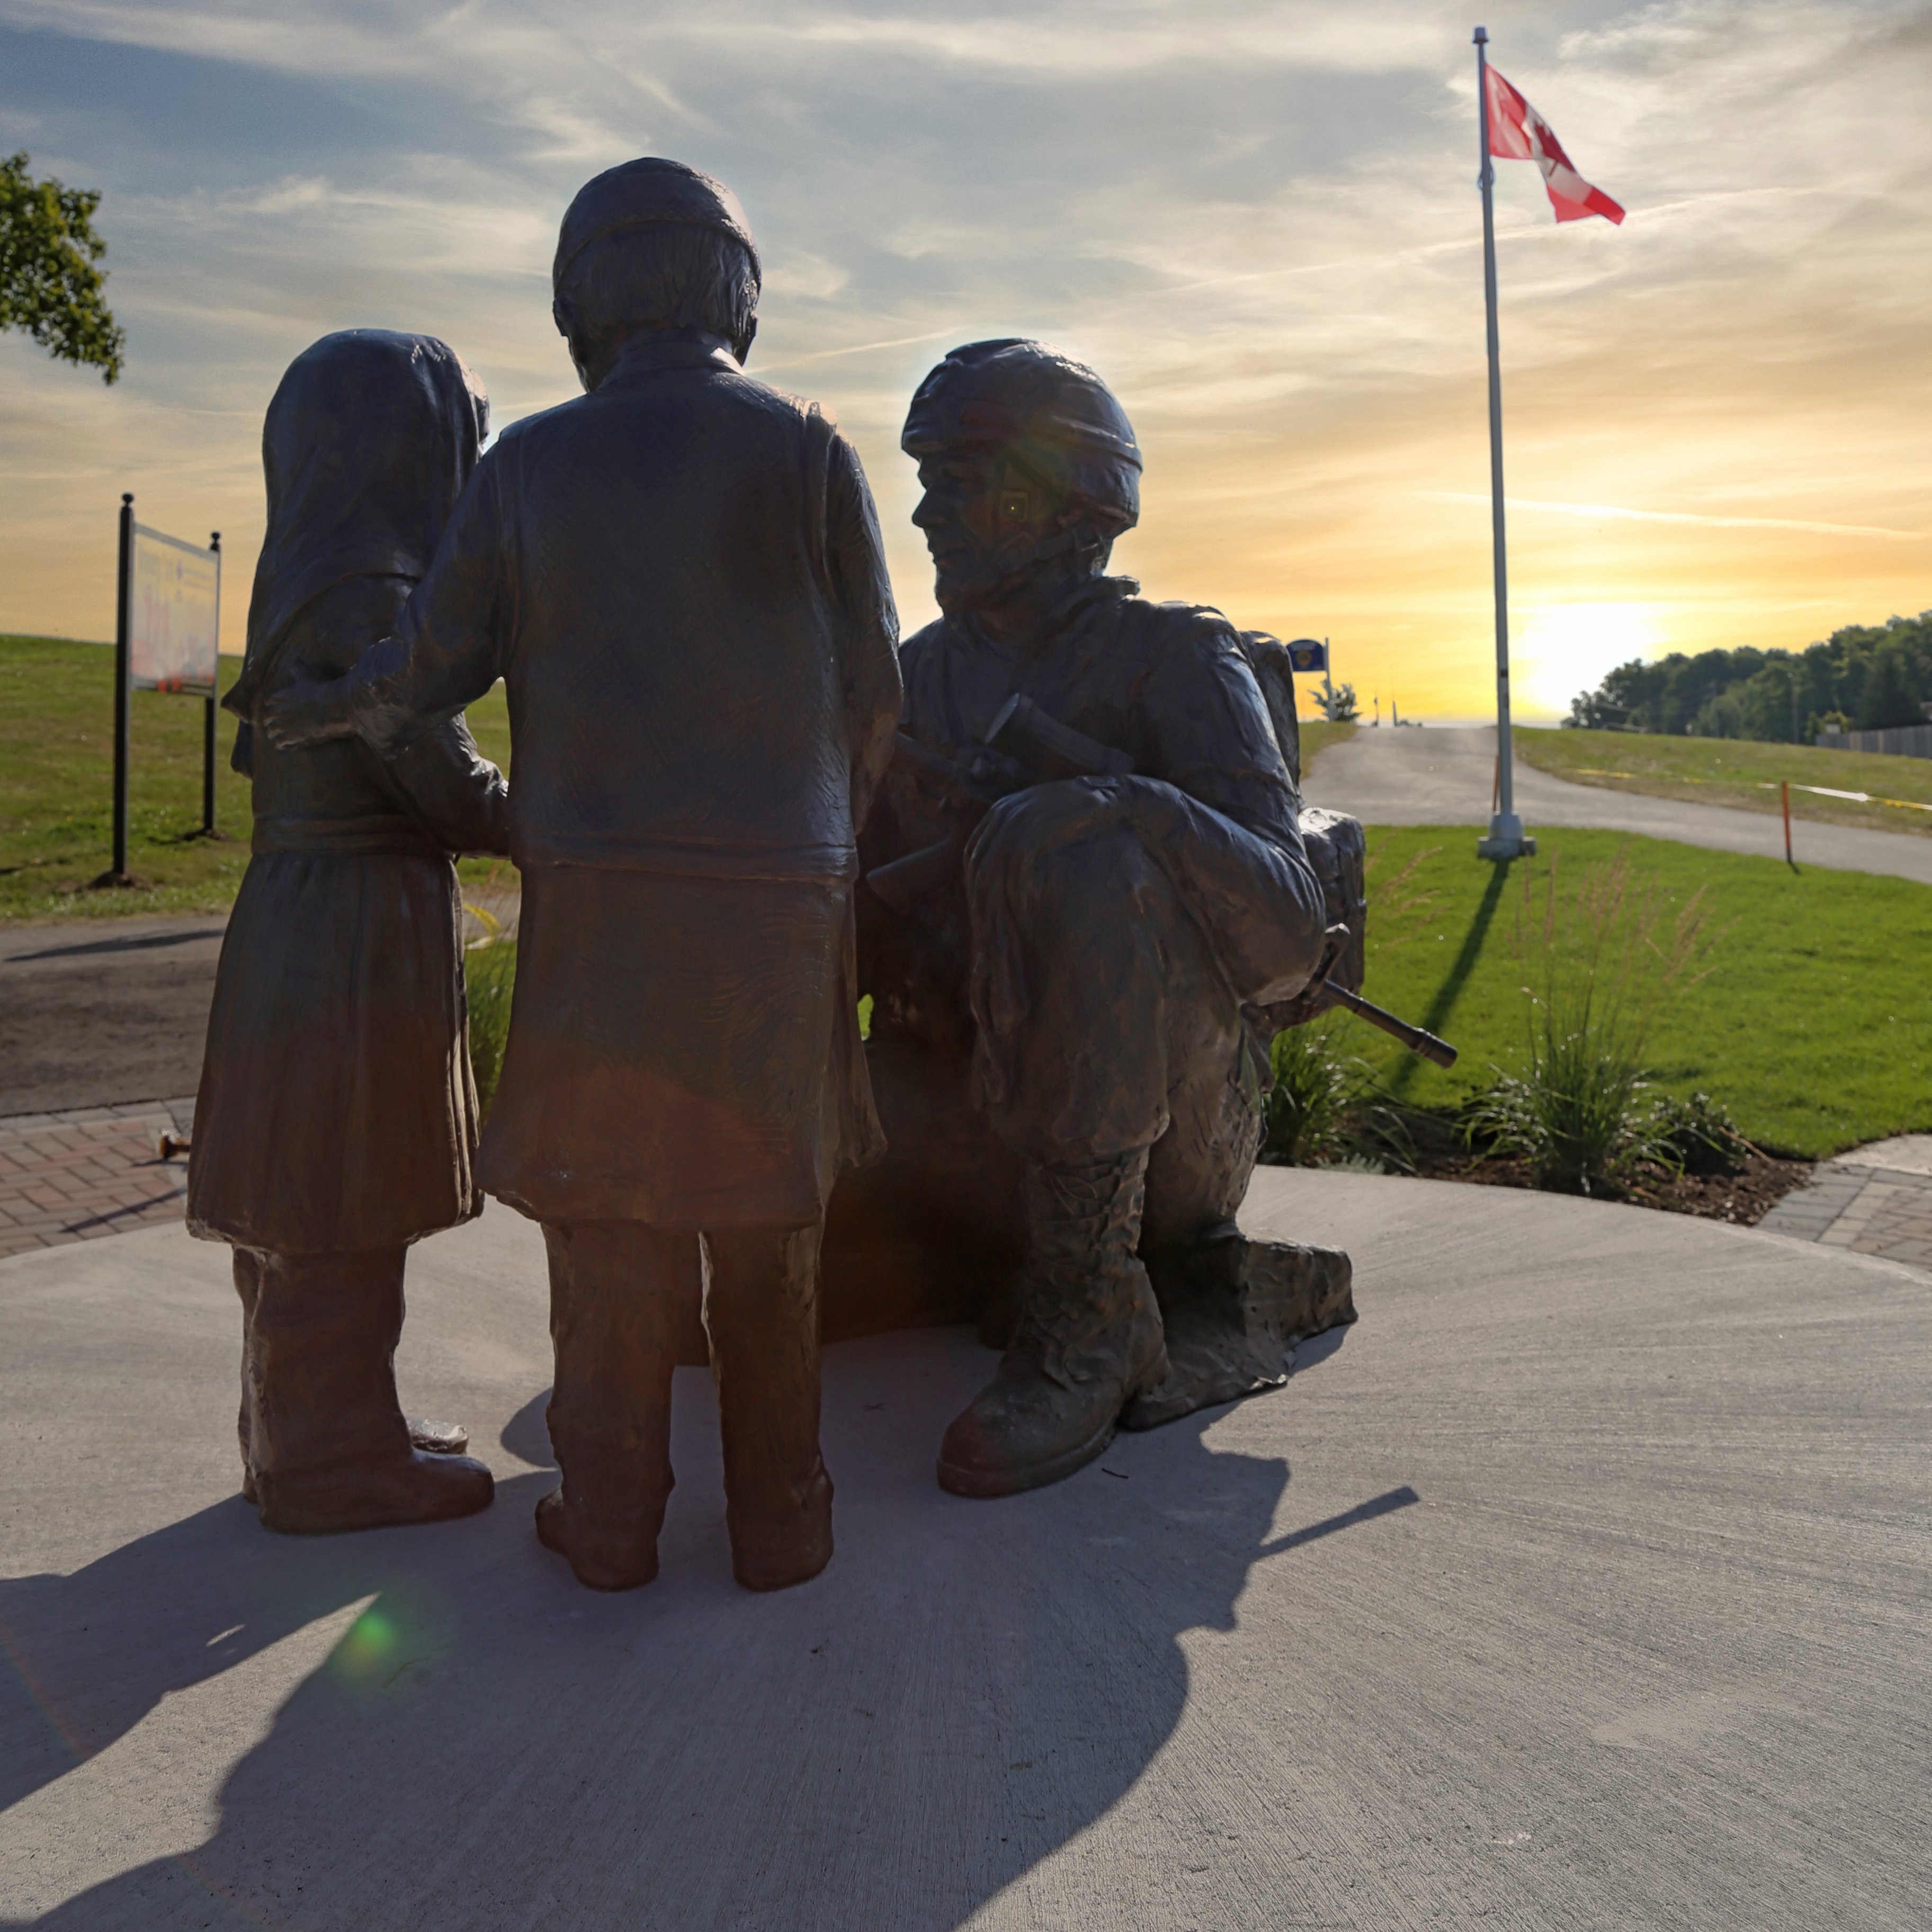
[2,0,1926,721]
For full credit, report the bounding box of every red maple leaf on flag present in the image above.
[1485,65,1625,225]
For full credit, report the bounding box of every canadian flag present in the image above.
[1485,66,1625,225]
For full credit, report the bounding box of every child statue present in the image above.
[265,162,903,1592]
[189,329,508,1533]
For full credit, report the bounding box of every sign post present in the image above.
[203,532,221,835]
[100,497,224,882]
[109,492,134,881]
[1285,638,1332,719]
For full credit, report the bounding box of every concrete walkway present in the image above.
[2,1169,1925,1928]
[1307,726,1932,885]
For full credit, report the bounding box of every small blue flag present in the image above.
[1285,638,1327,674]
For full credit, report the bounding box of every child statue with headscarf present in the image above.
[188,329,509,1535]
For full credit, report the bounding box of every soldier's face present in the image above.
[914,451,1038,609]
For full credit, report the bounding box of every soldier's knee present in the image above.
[966,787,1161,913]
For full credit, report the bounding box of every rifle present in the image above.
[863,694,1459,1068]
[863,701,1130,915]
[1309,947,1458,1069]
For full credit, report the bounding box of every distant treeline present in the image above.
[1568,610,1932,742]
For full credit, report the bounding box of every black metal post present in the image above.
[203,531,221,834]
[112,491,133,880]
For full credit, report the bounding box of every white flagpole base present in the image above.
[1477,812,1537,861]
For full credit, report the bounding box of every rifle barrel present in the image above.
[1325,982,1457,1069]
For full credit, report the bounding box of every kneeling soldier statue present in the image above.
[827,338,1362,1498]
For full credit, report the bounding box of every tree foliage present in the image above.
[0,151,126,383]
[1566,610,1932,744]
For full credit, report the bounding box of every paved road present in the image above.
[0,915,227,1116]
[2,1167,1925,1928]
[1306,724,1932,885]
[0,883,518,1117]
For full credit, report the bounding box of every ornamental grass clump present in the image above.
[1468,853,1712,1196]
[1262,1018,1411,1172]
[465,937,516,1117]
[1263,1019,1356,1166]
[461,888,519,1119]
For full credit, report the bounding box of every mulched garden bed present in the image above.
[1404,1145,1816,1227]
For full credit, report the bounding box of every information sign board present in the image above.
[129,524,220,695]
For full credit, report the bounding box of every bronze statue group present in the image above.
[189,158,1359,1595]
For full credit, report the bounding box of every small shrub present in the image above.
[1648,1090,1752,1176]
[1465,1062,1670,1196]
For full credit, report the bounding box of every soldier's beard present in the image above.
[932,535,1107,621]
[932,557,998,616]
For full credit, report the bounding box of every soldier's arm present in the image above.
[824,428,903,835]
[1087,614,1327,1003]
[1140,616,1303,849]
[263,454,509,754]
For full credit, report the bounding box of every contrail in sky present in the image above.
[757,328,962,373]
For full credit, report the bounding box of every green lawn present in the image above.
[1516,726,1932,838]
[2,628,1318,923]
[1349,826,1932,1158]
[10,637,1927,1156]
[0,633,514,925]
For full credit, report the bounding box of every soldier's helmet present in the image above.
[902,339,1142,540]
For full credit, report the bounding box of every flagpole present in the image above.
[1473,25,1534,861]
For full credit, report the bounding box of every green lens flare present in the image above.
[334,1609,397,1679]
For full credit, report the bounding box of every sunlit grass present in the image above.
[1352,826,1932,1158]
[1516,725,1932,838]
[0,635,520,923]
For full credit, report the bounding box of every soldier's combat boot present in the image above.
[244,1248,495,1535]
[937,1149,1169,1498]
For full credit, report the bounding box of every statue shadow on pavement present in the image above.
[1,1328,1370,1930]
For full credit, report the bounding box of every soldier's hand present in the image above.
[1293,924,1354,1019]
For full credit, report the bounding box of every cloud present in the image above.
[1,0,1927,720]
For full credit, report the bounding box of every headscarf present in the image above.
[225,329,488,722]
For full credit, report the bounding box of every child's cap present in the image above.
[553,158,759,289]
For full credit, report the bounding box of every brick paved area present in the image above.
[0,1100,194,1259]
[1759,1157,1932,1273]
